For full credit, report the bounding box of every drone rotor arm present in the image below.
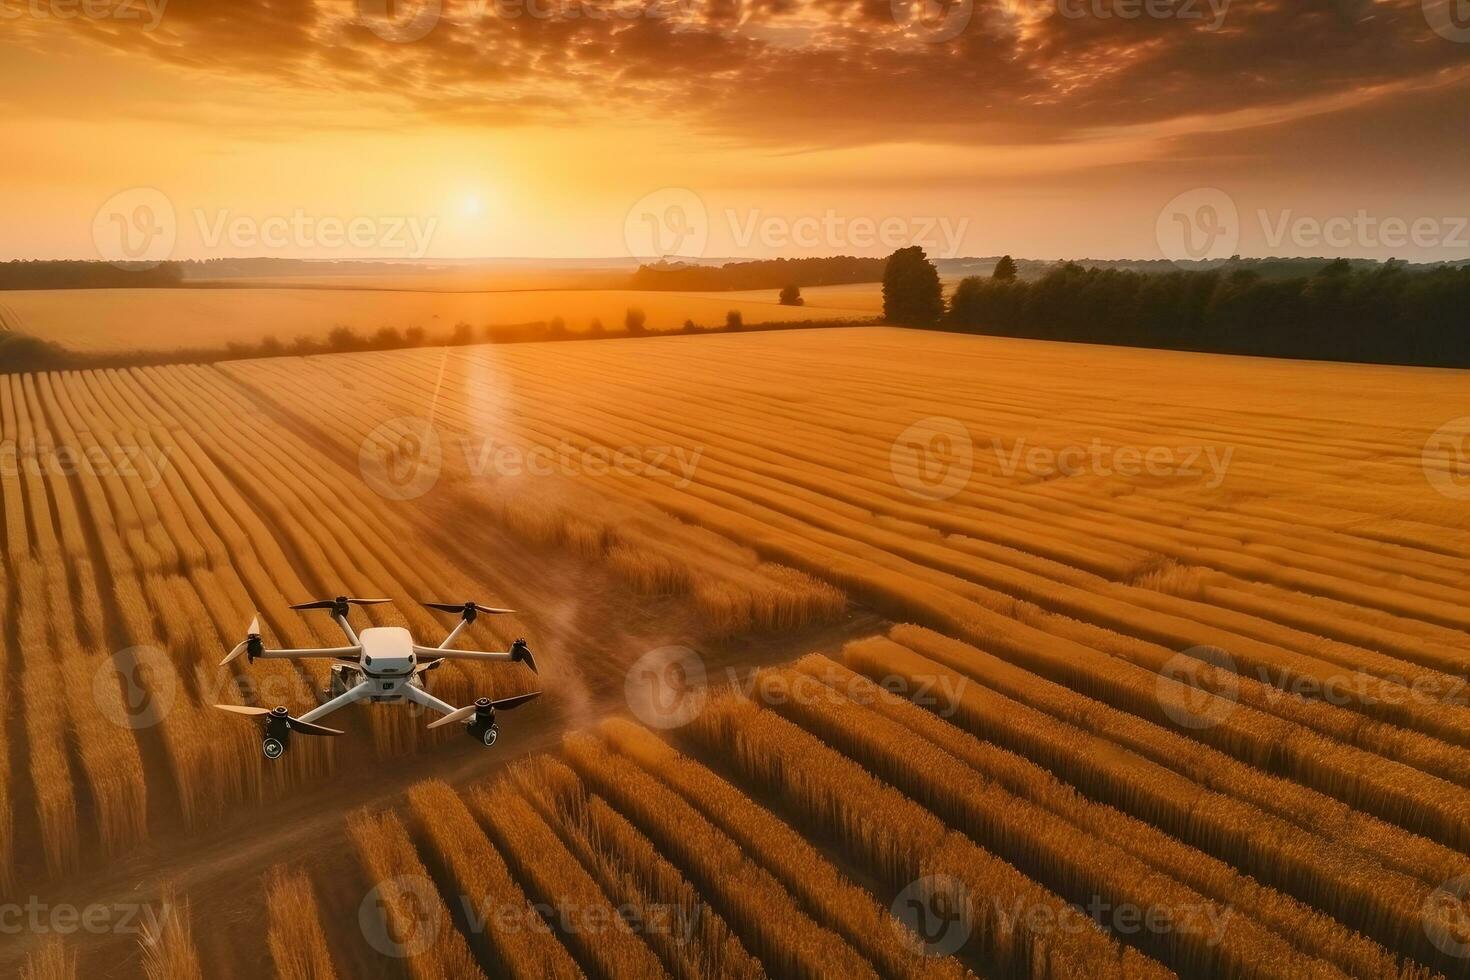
[297,680,374,726]
[412,644,512,663]
[254,645,363,662]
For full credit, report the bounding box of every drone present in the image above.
[213,596,541,760]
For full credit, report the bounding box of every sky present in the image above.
[3,0,1470,262]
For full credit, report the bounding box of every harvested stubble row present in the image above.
[346,808,486,980]
[848,631,1470,975]
[599,717,970,980]
[796,650,1430,980]
[405,779,582,979]
[468,774,670,979]
[679,695,1174,979]
[263,865,340,980]
[559,731,886,980]
[507,755,765,980]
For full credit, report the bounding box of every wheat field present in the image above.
[2,327,1468,978]
[0,285,876,352]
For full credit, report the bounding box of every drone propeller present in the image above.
[213,703,344,737]
[292,596,392,610]
[510,638,538,674]
[426,691,541,729]
[220,615,264,666]
[423,600,515,622]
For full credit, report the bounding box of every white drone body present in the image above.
[214,597,541,759]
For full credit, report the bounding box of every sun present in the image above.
[460,194,484,218]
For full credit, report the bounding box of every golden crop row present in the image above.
[850,631,1468,974]
[263,865,340,980]
[508,755,765,980]
[405,778,582,978]
[560,731,886,980]
[683,692,1172,979]
[598,718,968,980]
[797,649,1426,980]
[346,808,487,980]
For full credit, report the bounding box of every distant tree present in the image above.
[258,335,283,357]
[451,321,474,345]
[883,246,943,325]
[588,317,606,337]
[404,326,426,346]
[373,326,403,349]
[992,255,1018,281]
[725,310,743,331]
[1319,258,1353,277]
[548,316,568,339]
[327,326,362,351]
[625,307,648,335]
[779,284,804,306]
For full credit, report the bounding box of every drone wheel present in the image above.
[482,726,498,747]
[262,737,285,760]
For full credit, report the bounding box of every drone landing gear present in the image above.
[213,703,344,761]
[467,698,499,747]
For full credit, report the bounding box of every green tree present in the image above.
[882,246,943,325]
[625,307,648,335]
[725,310,743,330]
[992,255,1018,281]
[779,284,804,306]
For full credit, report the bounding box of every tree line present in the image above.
[0,260,184,290]
[630,256,886,291]
[883,247,1470,368]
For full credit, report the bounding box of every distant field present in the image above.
[0,283,879,352]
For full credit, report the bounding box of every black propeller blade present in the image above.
[511,638,537,674]
[423,600,516,623]
[214,704,344,736]
[292,596,392,619]
[427,690,541,729]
